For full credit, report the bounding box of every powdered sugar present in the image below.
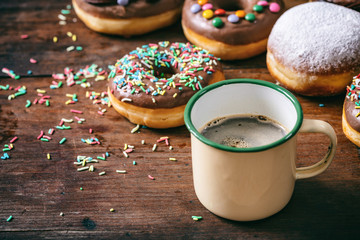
[268,2,360,74]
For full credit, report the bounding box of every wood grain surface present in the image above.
[0,1,359,239]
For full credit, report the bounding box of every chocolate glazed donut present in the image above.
[181,0,284,60]
[107,41,225,128]
[343,74,360,147]
[73,0,183,36]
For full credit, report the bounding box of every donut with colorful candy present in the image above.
[181,0,284,60]
[108,41,225,128]
[72,0,183,36]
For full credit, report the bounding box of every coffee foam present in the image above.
[200,114,287,148]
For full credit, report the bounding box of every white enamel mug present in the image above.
[184,79,337,221]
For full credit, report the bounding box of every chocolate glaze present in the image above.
[108,42,223,109]
[344,99,360,131]
[182,0,284,45]
[74,0,184,19]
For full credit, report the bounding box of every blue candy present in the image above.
[191,4,201,13]
[117,0,129,6]
[227,14,240,23]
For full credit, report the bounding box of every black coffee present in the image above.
[200,114,288,148]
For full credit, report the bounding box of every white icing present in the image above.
[268,2,360,74]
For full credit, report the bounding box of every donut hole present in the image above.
[215,2,243,11]
[153,66,178,79]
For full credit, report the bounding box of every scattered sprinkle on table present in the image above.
[30,58,37,64]
[59,138,67,144]
[131,124,140,134]
[152,144,157,152]
[192,216,203,221]
[7,215,13,222]
[148,175,155,180]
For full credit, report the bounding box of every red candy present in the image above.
[214,9,226,16]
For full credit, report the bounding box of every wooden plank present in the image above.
[1,0,359,239]
[0,69,359,238]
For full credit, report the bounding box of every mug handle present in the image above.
[296,119,337,180]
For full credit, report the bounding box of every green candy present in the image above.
[253,5,263,12]
[245,13,256,22]
[212,17,224,28]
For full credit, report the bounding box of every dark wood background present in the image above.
[0,1,359,239]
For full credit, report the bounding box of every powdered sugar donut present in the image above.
[267,2,360,96]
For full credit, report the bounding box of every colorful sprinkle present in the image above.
[192,216,203,221]
[131,124,140,134]
[70,109,83,114]
[77,167,89,172]
[30,58,37,64]
[59,138,67,144]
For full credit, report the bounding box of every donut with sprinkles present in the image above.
[181,0,284,60]
[108,41,225,128]
[72,0,183,36]
[343,73,360,147]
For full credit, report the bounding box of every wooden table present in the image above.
[1,1,359,239]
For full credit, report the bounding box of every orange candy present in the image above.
[198,0,208,5]
[235,10,246,18]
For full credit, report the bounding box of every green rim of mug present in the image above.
[184,79,303,152]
